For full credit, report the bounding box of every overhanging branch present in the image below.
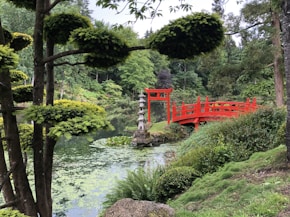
[0,200,18,209]
[46,0,63,13]
[54,61,87,67]
[225,22,263,35]
[43,49,87,64]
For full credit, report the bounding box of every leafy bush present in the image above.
[172,143,235,175]
[0,209,29,217]
[104,167,165,208]
[10,69,28,82]
[154,166,199,202]
[274,120,286,147]
[105,136,132,146]
[24,100,113,139]
[173,107,286,175]
[148,12,224,59]
[12,85,33,103]
[0,45,19,70]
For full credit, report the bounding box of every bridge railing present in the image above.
[172,96,257,124]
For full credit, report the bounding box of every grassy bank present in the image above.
[169,145,290,217]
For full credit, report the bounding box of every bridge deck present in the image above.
[172,96,257,129]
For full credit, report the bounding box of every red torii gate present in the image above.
[144,88,172,124]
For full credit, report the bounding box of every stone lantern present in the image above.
[132,92,151,147]
[137,93,146,130]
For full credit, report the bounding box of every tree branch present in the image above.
[43,49,87,64]
[225,22,263,35]
[0,200,18,209]
[44,46,146,64]
[128,45,147,51]
[54,61,87,67]
[0,163,16,192]
[46,0,63,13]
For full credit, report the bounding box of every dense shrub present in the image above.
[172,143,235,175]
[219,107,286,158]
[0,209,29,217]
[104,167,165,208]
[154,166,199,202]
[173,107,286,175]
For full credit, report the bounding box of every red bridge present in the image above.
[145,88,258,130]
[172,96,257,130]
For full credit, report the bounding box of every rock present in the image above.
[132,130,152,147]
[103,198,175,217]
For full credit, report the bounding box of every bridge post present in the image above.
[195,96,201,116]
[205,96,209,112]
[251,98,257,111]
[245,98,250,112]
[181,102,185,117]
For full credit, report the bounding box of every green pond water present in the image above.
[51,138,178,217]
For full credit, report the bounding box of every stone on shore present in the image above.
[103,198,175,217]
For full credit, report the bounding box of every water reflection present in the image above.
[52,138,177,217]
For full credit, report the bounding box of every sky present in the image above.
[89,0,242,38]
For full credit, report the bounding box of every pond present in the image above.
[52,138,178,217]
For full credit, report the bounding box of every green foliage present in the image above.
[12,85,33,103]
[0,45,19,70]
[105,136,132,146]
[155,166,199,202]
[6,0,36,10]
[18,123,33,150]
[71,27,130,68]
[148,12,224,59]
[173,143,235,175]
[274,120,286,146]
[248,192,289,216]
[24,100,113,140]
[104,95,138,136]
[104,167,165,208]
[10,69,28,82]
[44,13,92,45]
[173,107,286,175]
[118,50,156,95]
[0,209,30,217]
[0,120,33,150]
[101,79,123,99]
[169,146,289,217]
[25,100,103,123]
[0,117,3,130]
[240,79,275,103]
[10,32,33,51]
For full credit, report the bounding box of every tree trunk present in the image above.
[0,70,37,216]
[0,132,16,207]
[0,19,37,217]
[33,0,49,216]
[44,37,56,217]
[282,0,290,161]
[271,11,284,107]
